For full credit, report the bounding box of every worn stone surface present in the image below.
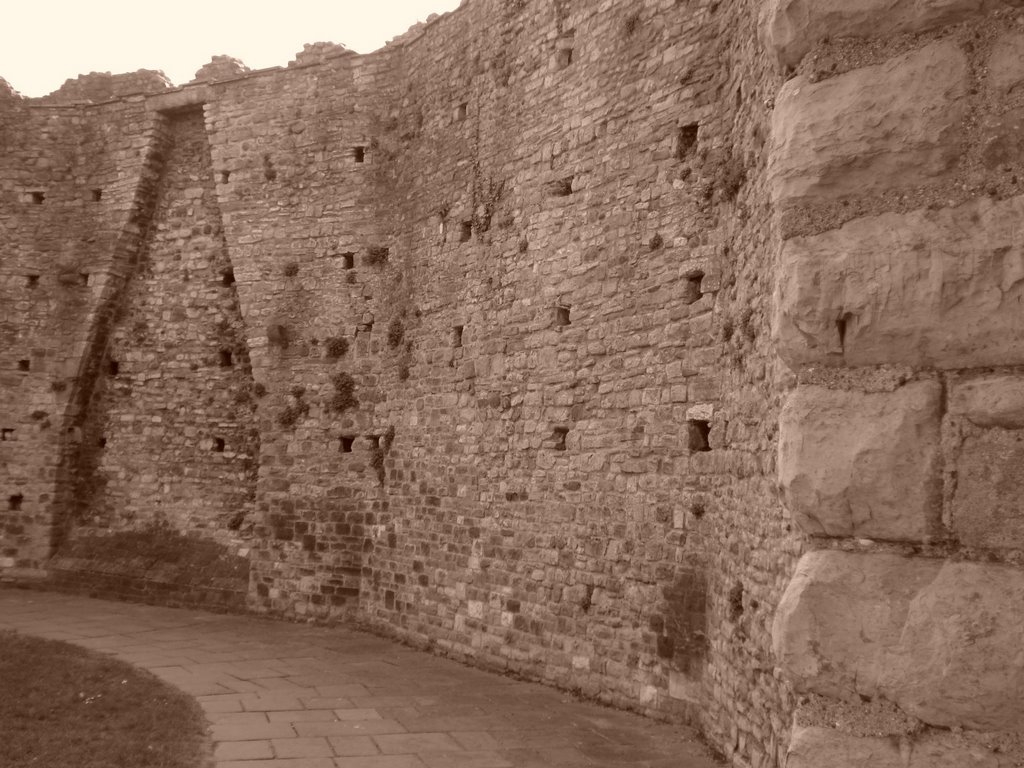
[988,32,1024,95]
[787,726,1005,768]
[762,0,1021,68]
[952,430,1024,550]
[774,551,1024,732]
[778,382,942,541]
[769,41,968,207]
[776,195,1024,369]
[950,375,1024,429]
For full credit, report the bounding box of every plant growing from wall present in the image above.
[327,372,358,413]
[266,323,289,349]
[387,318,405,349]
[282,262,299,278]
[325,336,349,359]
[649,233,664,251]
[365,246,389,266]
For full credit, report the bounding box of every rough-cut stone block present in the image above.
[953,431,1024,549]
[787,726,1002,768]
[950,376,1024,429]
[773,551,1024,732]
[776,195,1024,369]
[988,33,1024,95]
[769,41,968,206]
[980,108,1024,170]
[762,0,1019,68]
[778,383,942,541]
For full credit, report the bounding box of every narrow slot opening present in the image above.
[340,436,355,453]
[452,325,464,348]
[459,221,472,243]
[836,313,853,354]
[676,123,699,160]
[353,146,365,163]
[79,273,90,287]
[687,420,711,452]
[683,271,705,305]
[8,494,23,511]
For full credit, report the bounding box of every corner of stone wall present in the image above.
[764,2,1024,765]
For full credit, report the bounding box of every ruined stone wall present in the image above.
[764,1,1024,765]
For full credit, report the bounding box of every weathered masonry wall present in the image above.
[3,0,1023,766]
[764,1,1024,766]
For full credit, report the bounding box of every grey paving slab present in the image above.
[0,589,723,767]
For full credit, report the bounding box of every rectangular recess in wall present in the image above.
[221,268,235,286]
[687,420,712,452]
[213,437,225,452]
[1,429,13,441]
[452,325,464,348]
[28,191,45,205]
[553,426,569,451]
[220,171,230,184]
[340,436,355,453]
[676,123,699,160]
[26,275,39,288]
[17,359,30,372]
[219,349,234,367]
[341,252,355,269]
[456,102,468,122]
[459,222,472,242]
[8,494,22,511]
[353,146,365,163]
[683,271,705,305]
[108,360,119,376]
[91,189,102,202]
[555,306,571,327]
[547,176,574,197]
[79,272,90,287]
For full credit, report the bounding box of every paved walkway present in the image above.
[0,589,721,768]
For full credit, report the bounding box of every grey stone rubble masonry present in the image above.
[772,550,1024,733]
[787,726,1012,768]
[775,194,1024,369]
[761,0,1024,68]
[778,382,942,541]
[768,41,968,207]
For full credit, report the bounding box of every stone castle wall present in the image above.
[2,1,1023,766]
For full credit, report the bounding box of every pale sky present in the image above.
[0,1,462,97]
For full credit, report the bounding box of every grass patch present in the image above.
[0,630,209,768]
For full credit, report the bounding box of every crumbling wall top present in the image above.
[38,70,173,105]
[192,55,251,84]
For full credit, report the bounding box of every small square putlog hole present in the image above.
[687,420,711,452]
[26,275,39,288]
[555,306,571,327]
[553,426,569,451]
[555,47,574,70]
[1,428,14,441]
[682,271,705,305]
[213,437,225,453]
[676,123,699,160]
[30,191,45,205]
[340,436,355,453]
[91,189,103,202]
[341,252,355,269]
[17,359,30,372]
[108,360,120,376]
[8,494,23,511]
[353,146,366,163]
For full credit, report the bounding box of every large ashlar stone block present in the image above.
[952,430,1024,549]
[762,0,1021,68]
[988,33,1024,95]
[773,551,1024,732]
[769,41,968,206]
[787,726,1004,768]
[778,382,942,541]
[776,195,1024,369]
[950,376,1024,429]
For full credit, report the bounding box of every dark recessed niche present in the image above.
[8,494,23,511]
[219,349,234,367]
[220,171,231,184]
[459,221,472,243]
[677,123,699,160]
[688,420,712,452]
[553,426,569,451]
[353,146,366,163]
[340,436,355,453]
[98,437,107,448]
[221,268,235,286]
[79,272,90,287]
[108,360,119,376]
[213,437,225,452]
[547,176,574,197]
[368,434,381,450]
[683,270,705,305]
[341,252,355,270]
[555,306,571,327]
[91,189,102,202]
[456,102,468,121]
[555,48,574,69]
[452,325,464,348]
[17,360,30,372]
[0,428,13,441]
[26,275,39,288]
[30,191,45,205]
